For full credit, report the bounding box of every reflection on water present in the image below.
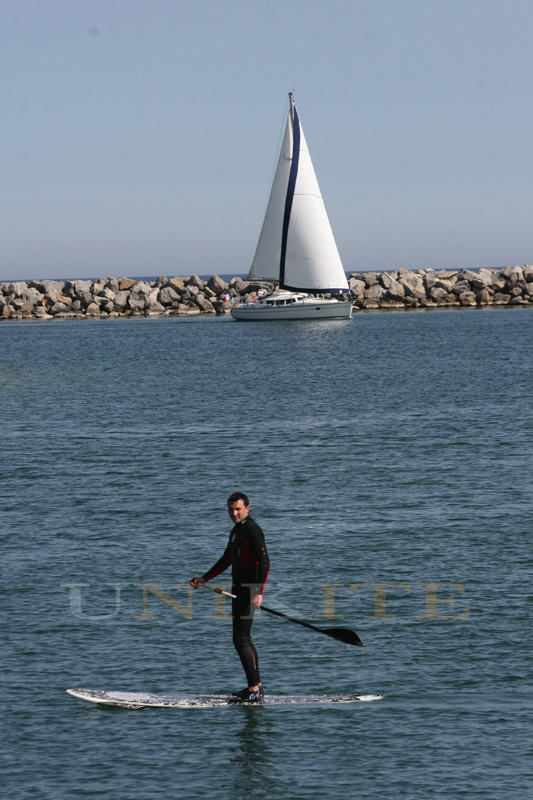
[225,706,276,799]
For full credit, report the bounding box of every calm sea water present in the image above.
[2,308,532,800]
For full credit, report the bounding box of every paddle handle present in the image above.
[200,583,237,599]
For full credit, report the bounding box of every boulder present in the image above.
[364,284,386,301]
[493,293,511,304]
[42,280,64,303]
[131,280,152,296]
[72,280,93,299]
[97,287,116,301]
[128,293,147,311]
[146,288,160,305]
[77,290,93,308]
[8,281,29,296]
[452,281,471,296]
[50,301,70,314]
[207,274,229,294]
[348,278,365,298]
[476,289,492,305]
[33,307,53,319]
[119,277,136,291]
[21,287,44,305]
[127,282,152,310]
[399,272,426,299]
[459,292,477,306]
[458,269,481,285]
[242,281,273,295]
[159,286,181,306]
[229,276,248,294]
[212,300,232,314]
[430,287,449,303]
[62,280,77,298]
[470,276,493,291]
[379,300,405,309]
[113,291,130,309]
[435,270,458,280]
[154,275,168,288]
[506,267,525,288]
[433,278,454,293]
[385,278,405,301]
[146,300,166,314]
[11,297,34,312]
[194,293,216,313]
[182,286,199,301]
[492,277,507,292]
[477,268,495,286]
[186,274,206,290]
[179,304,200,315]
[168,276,186,292]
[362,272,380,287]
[423,270,438,290]
[86,302,101,315]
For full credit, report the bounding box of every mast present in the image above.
[279,92,300,289]
[289,91,295,124]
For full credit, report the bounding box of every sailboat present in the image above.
[231,93,353,321]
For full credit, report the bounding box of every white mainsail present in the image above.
[248,94,348,294]
[248,110,293,282]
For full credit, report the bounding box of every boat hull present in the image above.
[231,298,353,321]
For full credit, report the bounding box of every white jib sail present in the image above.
[283,119,348,293]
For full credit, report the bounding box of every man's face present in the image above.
[228,499,250,524]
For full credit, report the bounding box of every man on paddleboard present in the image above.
[190,492,270,704]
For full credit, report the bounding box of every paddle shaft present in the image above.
[199,582,362,646]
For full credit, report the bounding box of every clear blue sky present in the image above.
[1,0,532,280]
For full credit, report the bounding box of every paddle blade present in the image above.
[324,628,363,647]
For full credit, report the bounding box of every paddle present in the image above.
[200,582,363,647]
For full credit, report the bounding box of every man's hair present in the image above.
[227,491,249,507]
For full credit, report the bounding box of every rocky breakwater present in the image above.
[1,266,532,320]
[348,265,533,310]
[0,274,240,320]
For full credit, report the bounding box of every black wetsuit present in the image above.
[202,516,270,687]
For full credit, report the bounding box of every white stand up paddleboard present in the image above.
[67,688,382,709]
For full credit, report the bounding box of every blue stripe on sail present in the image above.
[279,104,300,289]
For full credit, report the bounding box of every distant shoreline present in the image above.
[1,266,532,320]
